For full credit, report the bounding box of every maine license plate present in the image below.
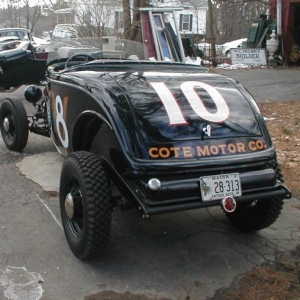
[200,173,242,201]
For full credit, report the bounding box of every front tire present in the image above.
[0,98,28,151]
[60,151,112,259]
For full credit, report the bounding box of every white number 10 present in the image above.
[149,81,229,125]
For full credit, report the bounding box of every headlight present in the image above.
[35,46,45,53]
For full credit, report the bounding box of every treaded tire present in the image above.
[60,151,112,260]
[0,98,28,151]
[268,159,284,182]
[225,197,284,232]
[226,159,285,232]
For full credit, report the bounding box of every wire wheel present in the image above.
[0,98,28,151]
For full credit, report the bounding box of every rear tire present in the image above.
[226,198,284,232]
[60,151,112,259]
[0,98,28,151]
[226,160,285,232]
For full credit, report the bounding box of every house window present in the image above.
[179,14,193,31]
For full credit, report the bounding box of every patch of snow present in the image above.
[0,266,44,300]
[216,63,251,70]
[185,56,202,65]
[216,63,268,70]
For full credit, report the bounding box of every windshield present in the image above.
[47,37,150,63]
[46,36,201,66]
[0,29,32,41]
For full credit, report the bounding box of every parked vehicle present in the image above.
[52,24,78,40]
[0,28,45,53]
[222,38,247,57]
[51,23,117,40]
[0,40,47,89]
[0,10,291,260]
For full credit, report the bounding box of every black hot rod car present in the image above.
[0,9,292,259]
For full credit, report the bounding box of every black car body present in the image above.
[0,41,47,90]
[0,8,291,259]
[46,61,287,209]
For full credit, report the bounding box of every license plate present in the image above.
[200,173,242,201]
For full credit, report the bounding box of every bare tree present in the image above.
[65,0,126,37]
[213,0,268,43]
[207,0,217,65]
[0,0,41,30]
[22,0,40,31]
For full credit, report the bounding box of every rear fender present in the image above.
[72,111,107,151]
[72,111,128,174]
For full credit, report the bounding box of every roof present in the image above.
[54,8,73,14]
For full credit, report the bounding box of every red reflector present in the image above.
[221,196,237,213]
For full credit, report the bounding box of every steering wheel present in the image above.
[65,54,95,69]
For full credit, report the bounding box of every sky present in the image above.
[0,0,52,9]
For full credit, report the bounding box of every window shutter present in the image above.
[179,14,183,31]
[190,14,193,31]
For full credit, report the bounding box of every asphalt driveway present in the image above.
[218,67,300,102]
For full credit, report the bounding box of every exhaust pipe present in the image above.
[221,196,237,213]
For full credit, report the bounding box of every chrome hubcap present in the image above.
[3,117,10,132]
[65,193,74,219]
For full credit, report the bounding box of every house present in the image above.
[154,0,207,37]
[53,0,207,39]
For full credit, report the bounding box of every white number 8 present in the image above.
[55,95,69,148]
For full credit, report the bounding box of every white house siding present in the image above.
[154,0,207,36]
[69,0,207,36]
[71,0,123,30]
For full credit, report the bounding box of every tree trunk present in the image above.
[123,0,132,40]
[26,3,30,29]
[207,0,217,66]
[123,0,148,42]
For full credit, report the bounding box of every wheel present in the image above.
[0,98,29,151]
[226,159,285,232]
[225,197,284,232]
[60,151,112,259]
[65,54,95,69]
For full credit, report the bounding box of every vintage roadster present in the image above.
[0,9,292,259]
